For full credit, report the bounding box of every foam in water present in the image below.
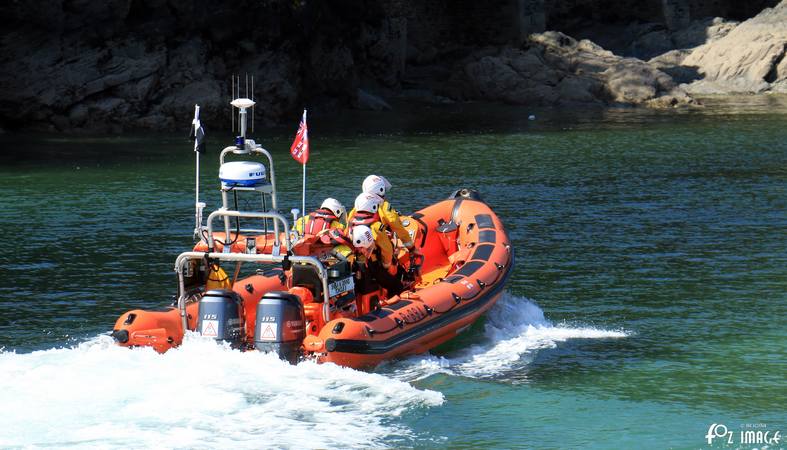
[0,294,626,448]
[0,334,443,449]
[387,293,629,381]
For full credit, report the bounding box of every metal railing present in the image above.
[175,251,330,332]
[216,146,281,249]
[206,210,291,253]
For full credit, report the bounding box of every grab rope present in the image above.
[431,254,509,315]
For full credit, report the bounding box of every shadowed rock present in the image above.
[454,31,694,108]
[0,0,782,132]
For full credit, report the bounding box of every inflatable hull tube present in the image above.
[315,194,513,368]
[112,269,288,352]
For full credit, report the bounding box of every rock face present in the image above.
[0,0,403,132]
[564,16,738,61]
[0,0,782,132]
[680,1,787,93]
[452,32,693,107]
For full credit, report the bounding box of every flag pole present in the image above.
[194,104,200,210]
[301,109,307,222]
[192,104,204,241]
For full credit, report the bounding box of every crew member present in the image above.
[348,192,390,264]
[347,175,418,254]
[350,224,403,296]
[293,197,346,236]
[320,227,355,260]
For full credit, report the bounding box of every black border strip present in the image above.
[453,260,484,278]
[327,254,513,355]
[352,308,393,322]
[475,214,495,229]
[471,244,495,261]
[478,230,496,243]
[385,300,412,310]
[443,275,463,284]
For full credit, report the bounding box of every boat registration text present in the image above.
[329,276,355,297]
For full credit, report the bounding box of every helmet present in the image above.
[362,175,392,198]
[351,225,375,249]
[320,197,346,220]
[354,192,382,213]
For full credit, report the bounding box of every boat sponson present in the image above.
[319,195,513,365]
[325,258,511,355]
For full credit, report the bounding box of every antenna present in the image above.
[231,97,256,141]
[230,73,257,135]
[236,76,241,132]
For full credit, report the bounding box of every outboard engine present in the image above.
[197,289,244,348]
[255,291,305,363]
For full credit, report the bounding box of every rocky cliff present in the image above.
[0,0,782,133]
[441,32,693,108]
[679,2,787,93]
[0,0,409,132]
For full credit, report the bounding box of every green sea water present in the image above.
[0,96,785,449]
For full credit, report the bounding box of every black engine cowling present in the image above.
[254,291,305,363]
[197,289,244,348]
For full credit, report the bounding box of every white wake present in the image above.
[0,293,627,448]
[0,334,443,449]
[386,293,629,381]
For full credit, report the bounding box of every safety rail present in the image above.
[206,210,291,253]
[175,251,330,332]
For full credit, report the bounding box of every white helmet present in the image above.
[351,225,375,249]
[362,175,392,198]
[320,197,346,220]
[354,192,382,213]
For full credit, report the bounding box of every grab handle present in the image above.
[206,210,291,252]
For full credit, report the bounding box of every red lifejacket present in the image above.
[304,208,339,235]
[348,210,385,259]
[350,210,380,227]
[322,228,353,247]
[348,210,382,241]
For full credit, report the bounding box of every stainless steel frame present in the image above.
[205,210,291,252]
[174,251,331,332]
[219,145,278,209]
[216,146,280,248]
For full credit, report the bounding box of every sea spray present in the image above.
[0,334,443,449]
[385,293,629,381]
[0,295,626,448]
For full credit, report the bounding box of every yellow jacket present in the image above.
[347,200,413,248]
[355,221,394,267]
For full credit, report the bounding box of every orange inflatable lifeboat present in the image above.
[111,189,512,369]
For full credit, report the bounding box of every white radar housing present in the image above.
[219,161,267,188]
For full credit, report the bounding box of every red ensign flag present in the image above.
[290,109,309,165]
